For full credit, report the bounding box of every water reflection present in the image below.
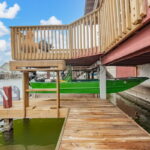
[2,130,14,145]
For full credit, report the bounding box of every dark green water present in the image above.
[0,118,64,150]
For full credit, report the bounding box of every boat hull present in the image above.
[30,77,148,94]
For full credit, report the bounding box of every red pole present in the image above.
[3,86,12,108]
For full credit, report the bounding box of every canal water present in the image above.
[0,118,64,150]
[109,93,150,133]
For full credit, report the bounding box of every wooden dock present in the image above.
[57,98,150,150]
[0,97,150,149]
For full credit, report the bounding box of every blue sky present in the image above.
[0,0,85,65]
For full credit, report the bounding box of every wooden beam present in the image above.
[102,24,150,65]
[26,89,57,92]
[9,60,66,71]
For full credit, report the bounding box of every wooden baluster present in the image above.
[20,28,23,60]
[72,24,75,58]
[103,1,108,50]
[60,27,63,59]
[47,27,50,59]
[49,28,52,60]
[94,12,97,54]
[58,28,60,51]
[52,29,54,59]
[80,20,82,57]
[116,0,122,39]
[130,0,141,25]
[36,27,39,59]
[110,0,115,45]
[105,0,110,48]
[72,25,74,57]
[125,0,131,31]
[14,28,18,60]
[66,28,69,59]
[32,27,36,59]
[98,9,101,53]
[120,0,126,34]
[55,29,58,59]
[100,7,104,52]
[76,23,79,57]
[39,27,42,59]
[16,28,19,60]
[90,14,93,55]
[139,0,147,18]
[82,19,85,56]
[62,29,64,59]
[29,27,32,59]
[16,28,20,60]
[69,25,72,59]
[87,17,90,56]
[108,0,112,46]
[112,0,117,42]
[74,24,76,58]
[43,27,46,59]
[11,28,15,59]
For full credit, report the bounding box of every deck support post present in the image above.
[3,119,13,132]
[23,72,29,118]
[56,71,60,117]
[99,65,106,100]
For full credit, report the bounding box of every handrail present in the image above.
[11,0,149,61]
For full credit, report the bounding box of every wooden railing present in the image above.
[11,25,71,60]
[99,0,148,52]
[11,0,149,60]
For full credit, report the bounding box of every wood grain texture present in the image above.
[23,72,29,117]
[58,98,150,150]
[9,60,66,71]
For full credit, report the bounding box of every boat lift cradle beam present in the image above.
[9,60,66,118]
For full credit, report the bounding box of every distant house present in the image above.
[0,62,22,79]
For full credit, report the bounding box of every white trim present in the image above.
[0,88,8,101]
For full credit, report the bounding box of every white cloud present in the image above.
[0,40,7,51]
[0,1,20,19]
[0,21,9,37]
[40,16,62,25]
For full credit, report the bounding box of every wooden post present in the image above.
[92,72,94,79]
[47,71,50,79]
[56,71,60,117]
[23,72,29,118]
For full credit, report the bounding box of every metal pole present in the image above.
[99,65,106,100]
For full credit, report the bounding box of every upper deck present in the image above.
[10,0,150,64]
